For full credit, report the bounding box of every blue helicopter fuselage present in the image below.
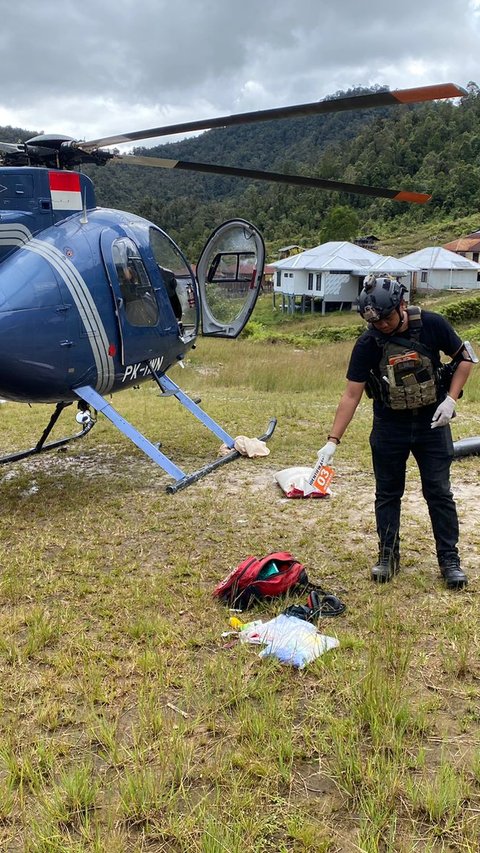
[0,168,197,403]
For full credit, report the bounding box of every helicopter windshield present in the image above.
[112,239,158,327]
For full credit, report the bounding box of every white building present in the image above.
[271,241,415,313]
[401,247,480,292]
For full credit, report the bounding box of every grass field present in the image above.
[0,296,479,851]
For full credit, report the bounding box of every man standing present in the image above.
[319,275,476,588]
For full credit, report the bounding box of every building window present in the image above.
[473,253,479,263]
[307,273,313,291]
[315,274,322,291]
[420,270,428,283]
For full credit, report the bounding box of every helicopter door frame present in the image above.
[196,219,265,338]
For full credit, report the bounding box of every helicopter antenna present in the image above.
[79,190,88,225]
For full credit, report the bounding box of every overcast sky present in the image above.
[1,0,479,148]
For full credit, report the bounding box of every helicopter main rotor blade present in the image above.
[0,141,25,153]
[82,83,465,149]
[112,154,431,203]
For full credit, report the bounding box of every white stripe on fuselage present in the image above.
[0,223,32,245]
[25,239,115,394]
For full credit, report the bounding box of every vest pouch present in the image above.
[388,377,437,410]
[380,342,438,410]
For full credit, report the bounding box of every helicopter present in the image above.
[0,82,466,491]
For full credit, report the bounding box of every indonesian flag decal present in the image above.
[48,171,83,211]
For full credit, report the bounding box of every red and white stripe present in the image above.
[48,171,83,211]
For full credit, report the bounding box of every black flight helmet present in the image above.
[358,274,406,322]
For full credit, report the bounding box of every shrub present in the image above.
[437,296,480,324]
[463,324,480,343]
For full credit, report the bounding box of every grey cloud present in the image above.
[0,0,478,140]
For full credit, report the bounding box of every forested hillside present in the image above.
[2,83,480,258]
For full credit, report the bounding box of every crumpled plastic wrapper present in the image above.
[217,436,270,458]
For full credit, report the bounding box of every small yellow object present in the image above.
[229,616,244,630]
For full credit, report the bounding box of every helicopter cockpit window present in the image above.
[149,227,197,337]
[112,239,159,327]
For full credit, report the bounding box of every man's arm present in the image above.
[328,380,366,442]
[431,358,474,429]
[447,360,474,402]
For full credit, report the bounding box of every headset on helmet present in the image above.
[358,274,407,322]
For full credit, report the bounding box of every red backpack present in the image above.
[213,551,310,609]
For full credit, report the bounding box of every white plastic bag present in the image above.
[247,614,339,668]
[274,466,331,499]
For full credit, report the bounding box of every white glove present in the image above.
[316,440,338,466]
[431,395,456,429]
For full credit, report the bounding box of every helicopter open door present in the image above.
[196,219,265,337]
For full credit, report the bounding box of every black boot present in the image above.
[371,553,400,583]
[440,560,468,589]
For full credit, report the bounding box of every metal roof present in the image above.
[270,241,413,273]
[271,241,380,270]
[401,246,480,270]
[354,254,417,275]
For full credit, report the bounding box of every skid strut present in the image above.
[166,416,277,493]
[75,374,276,492]
[0,402,96,465]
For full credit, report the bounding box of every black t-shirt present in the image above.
[346,310,462,420]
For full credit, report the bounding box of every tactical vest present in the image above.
[366,307,438,410]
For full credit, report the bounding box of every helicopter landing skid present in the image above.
[74,381,276,493]
[166,415,277,494]
[0,401,96,465]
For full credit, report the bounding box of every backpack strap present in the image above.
[406,305,422,339]
[385,334,433,359]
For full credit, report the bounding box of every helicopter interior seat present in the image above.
[158,266,183,322]
[124,293,158,327]
[118,268,159,327]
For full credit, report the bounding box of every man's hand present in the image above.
[316,440,338,466]
[431,395,456,429]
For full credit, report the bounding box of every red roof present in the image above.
[444,231,480,252]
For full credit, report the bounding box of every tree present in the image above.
[319,205,360,243]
